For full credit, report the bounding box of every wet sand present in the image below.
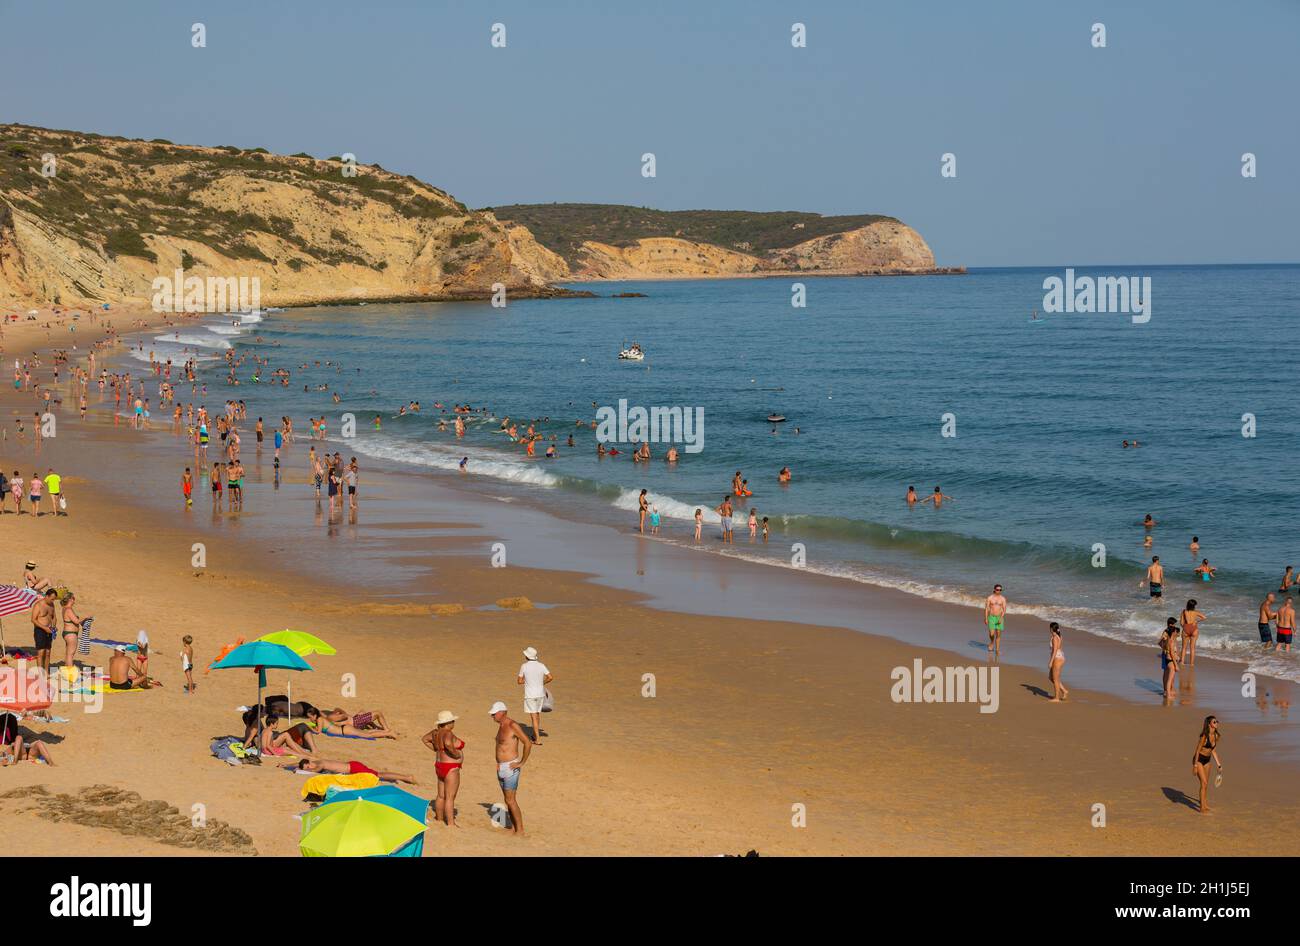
[0,309,1297,856]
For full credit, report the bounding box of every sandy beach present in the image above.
[0,307,1294,858]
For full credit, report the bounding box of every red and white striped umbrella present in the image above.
[0,585,39,617]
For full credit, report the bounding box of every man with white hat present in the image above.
[516,646,553,745]
[490,700,530,836]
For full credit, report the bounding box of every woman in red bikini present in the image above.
[422,710,464,826]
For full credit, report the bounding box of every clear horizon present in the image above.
[2,0,1297,267]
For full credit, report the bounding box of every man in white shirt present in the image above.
[516,646,553,745]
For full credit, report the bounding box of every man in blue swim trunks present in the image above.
[490,701,531,835]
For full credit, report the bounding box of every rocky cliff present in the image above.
[0,126,954,311]
[490,203,950,280]
[0,124,566,310]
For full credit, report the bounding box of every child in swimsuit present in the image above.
[181,635,195,693]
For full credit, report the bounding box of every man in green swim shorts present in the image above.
[984,584,1007,655]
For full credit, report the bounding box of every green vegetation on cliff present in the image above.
[486,203,897,265]
[0,123,457,267]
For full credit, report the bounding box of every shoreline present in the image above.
[556,267,967,283]
[74,323,1300,718]
[0,305,1296,856]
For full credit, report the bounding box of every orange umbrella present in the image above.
[0,665,53,712]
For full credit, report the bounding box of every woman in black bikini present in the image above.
[1192,715,1222,815]
[59,591,90,672]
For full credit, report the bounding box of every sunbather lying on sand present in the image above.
[289,758,417,784]
[305,706,397,739]
[263,696,309,717]
[319,706,395,735]
[0,733,54,766]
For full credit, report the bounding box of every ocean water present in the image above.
[131,265,1300,679]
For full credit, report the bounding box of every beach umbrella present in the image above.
[209,641,312,751]
[320,784,429,856]
[0,586,41,659]
[299,798,426,858]
[254,630,336,656]
[253,631,335,727]
[321,784,428,820]
[0,665,53,712]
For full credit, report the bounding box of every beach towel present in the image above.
[86,637,138,652]
[76,618,93,655]
[300,772,379,799]
[84,679,146,695]
[211,736,244,764]
[321,730,377,740]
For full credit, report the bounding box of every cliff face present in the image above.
[0,125,951,310]
[571,220,937,280]
[0,124,563,309]
[767,219,937,273]
[489,204,943,280]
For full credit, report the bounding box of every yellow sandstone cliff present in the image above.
[0,124,566,310]
[0,125,951,309]
[572,219,938,280]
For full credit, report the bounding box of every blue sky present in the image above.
[2,0,1296,266]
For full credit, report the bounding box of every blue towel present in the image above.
[322,730,376,740]
[86,636,137,652]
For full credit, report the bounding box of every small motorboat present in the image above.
[767,413,786,423]
[618,342,645,361]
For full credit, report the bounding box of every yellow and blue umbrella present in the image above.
[300,798,426,857]
[255,630,336,657]
[250,632,334,728]
[319,785,429,857]
[210,641,312,747]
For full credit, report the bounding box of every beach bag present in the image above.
[0,712,20,746]
[542,687,555,713]
[210,736,243,764]
[58,496,66,511]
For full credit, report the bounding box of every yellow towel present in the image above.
[300,772,379,799]
[82,681,146,694]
